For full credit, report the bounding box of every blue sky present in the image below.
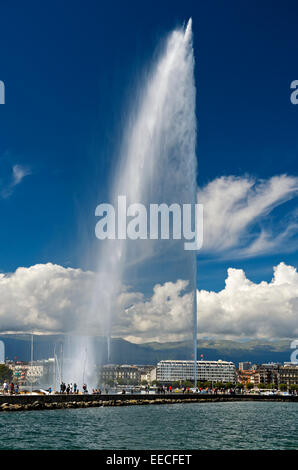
[1,0,298,296]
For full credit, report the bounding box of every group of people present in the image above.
[59,382,79,394]
[157,385,174,394]
[59,382,90,394]
[1,380,93,396]
[155,385,192,394]
[2,381,19,395]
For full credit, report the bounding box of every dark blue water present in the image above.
[0,402,297,449]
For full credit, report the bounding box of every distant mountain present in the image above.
[0,334,293,366]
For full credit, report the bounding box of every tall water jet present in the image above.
[78,19,198,387]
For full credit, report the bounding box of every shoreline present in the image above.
[0,393,297,412]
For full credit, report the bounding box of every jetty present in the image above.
[0,393,297,412]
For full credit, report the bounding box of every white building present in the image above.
[9,358,55,386]
[26,365,44,379]
[156,360,236,384]
[140,367,157,384]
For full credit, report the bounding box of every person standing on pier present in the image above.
[3,381,8,395]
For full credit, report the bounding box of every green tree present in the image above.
[225,382,234,389]
[267,383,276,390]
[215,382,225,389]
[127,378,139,386]
[257,382,266,389]
[182,380,194,388]
[152,380,161,387]
[202,381,212,389]
[105,379,115,387]
[246,383,254,390]
[172,381,181,389]
[0,364,13,383]
[279,383,287,391]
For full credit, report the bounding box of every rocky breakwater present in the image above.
[0,393,297,412]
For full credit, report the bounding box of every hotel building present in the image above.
[156,359,236,384]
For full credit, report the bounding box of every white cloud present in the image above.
[1,164,31,198]
[1,171,298,341]
[0,263,96,334]
[115,279,193,343]
[12,164,31,186]
[198,174,298,258]
[0,263,193,340]
[196,262,298,340]
[116,262,298,342]
[0,262,297,343]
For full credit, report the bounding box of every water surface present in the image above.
[0,402,297,449]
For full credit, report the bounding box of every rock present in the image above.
[102,400,111,406]
[12,404,23,411]
[1,403,11,411]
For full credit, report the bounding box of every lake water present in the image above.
[0,401,297,449]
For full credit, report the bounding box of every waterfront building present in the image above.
[8,359,55,387]
[98,364,141,385]
[140,366,156,384]
[237,369,256,386]
[239,362,252,371]
[278,363,298,387]
[9,362,42,385]
[156,360,236,384]
[251,363,298,389]
[253,363,280,387]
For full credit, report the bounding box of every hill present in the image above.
[0,334,293,366]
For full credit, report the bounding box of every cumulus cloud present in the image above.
[0,263,193,340]
[0,262,297,342]
[0,263,96,334]
[116,262,298,342]
[198,174,298,258]
[196,262,298,340]
[115,279,193,343]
